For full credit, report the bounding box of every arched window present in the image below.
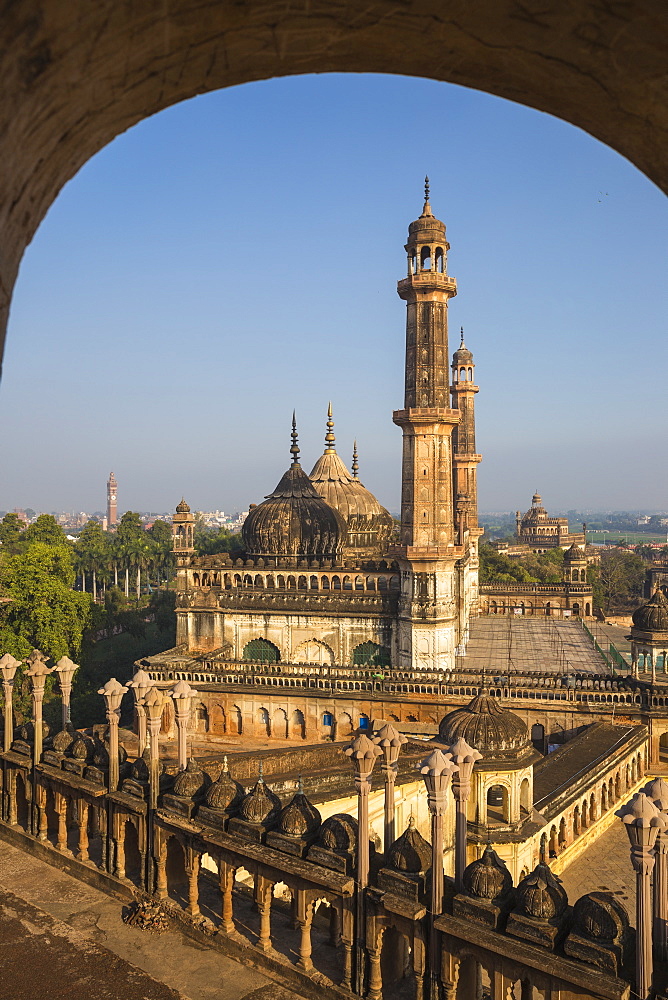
[332,575,341,590]
[353,641,391,668]
[435,246,444,272]
[243,638,280,663]
[358,714,370,730]
[321,576,330,589]
[420,245,432,270]
[298,575,307,590]
[486,785,510,824]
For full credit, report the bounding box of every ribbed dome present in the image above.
[632,588,668,633]
[453,330,473,364]
[407,197,446,242]
[238,776,282,825]
[52,725,75,754]
[317,813,358,852]
[205,760,243,812]
[175,498,191,513]
[462,845,512,902]
[438,690,529,753]
[276,789,321,838]
[172,758,207,799]
[564,543,586,562]
[386,817,431,873]
[242,418,345,565]
[514,863,567,920]
[68,732,94,761]
[309,407,393,556]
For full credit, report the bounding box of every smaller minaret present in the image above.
[352,440,359,479]
[107,472,118,526]
[450,329,481,529]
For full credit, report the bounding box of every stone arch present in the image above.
[243,638,280,663]
[486,784,509,825]
[210,703,226,735]
[290,708,305,739]
[230,705,243,735]
[337,712,353,738]
[293,639,334,665]
[165,835,188,907]
[520,777,531,814]
[272,707,288,739]
[352,641,391,668]
[194,701,209,733]
[257,707,271,737]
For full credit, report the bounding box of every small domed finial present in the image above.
[222,754,228,772]
[352,440,359,479]
[298,774,304,794]
[290,412,300,466]
[258,758,264,783]
[325,402,336,453]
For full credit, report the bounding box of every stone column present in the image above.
[371,722,407,852]
[170,679,195,771]
[26,650,51,768]
[155,848,168,899]
[0,654,22,754]
[53,655,78,729]
[343,731,382,996]
[127,668,151,755]
[220,860,235,934]
[366,938,383,1000]
[645,776,668,961]
[295,892,314,971]
[187,853,200,916]
[447,736,482,891]
[144,687,165,811]
[618,792,667,1000]
[77,800,89,862]
[256,876,273,952]
[98,678,128,792]
[56,794,68,852]
[417,748,459,1000]
[37,784,48,841]
[115,831,126,879]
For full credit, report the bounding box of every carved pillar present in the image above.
[77,800,89,861]
[99,809,108,871]
[98,678,128,792]
[57,794,67,852]
[372,722,407,852]
[187,853,200,917]
[220,860,235,934]
[7,770,17,826]
[170,679,195,772]
[296,892,314,971]
[115,831,126,880]
[645,777,668,962]
[155,847,168,900]
[367,936,383,1000]
[447,737,482,891]
[619,792,666,1000]
[329,904,342,947]
[256,876,273,952]
[37,784,48,841]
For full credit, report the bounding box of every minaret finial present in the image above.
[325,402,336,452]
[298,774,304,794]
[460,326,465,346]
[424,175,430,203]
[258,758,264,783]
[290,411,300,465]
[352,440,359,479]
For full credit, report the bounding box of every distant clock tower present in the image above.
[107,472,118,526]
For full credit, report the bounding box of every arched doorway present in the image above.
[165,836,188,907]
[124,820,143,887]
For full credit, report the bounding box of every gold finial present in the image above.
[352,440,359,479]
[290,412,300,465]
[325,401,336,453]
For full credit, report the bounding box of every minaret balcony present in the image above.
[397,273,457,297]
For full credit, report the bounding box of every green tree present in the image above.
[148,520,174,585]
[0,541,94,660]
[0,513,23,550]
[75,519,110,599]
[117,512,145,598]
[597,549,645,613]
[22,513,66,546]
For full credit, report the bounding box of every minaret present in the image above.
[451,328,483,637]
[107,472,118,526]
[392,180,462,672]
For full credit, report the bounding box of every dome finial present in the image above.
[258,758,264,783]
[352,440,359,479]
[460,326,465,346]
[422,175,433,217]
[325,402,336,453]
[290,412,300,466]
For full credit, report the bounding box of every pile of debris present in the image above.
[122,899,170,933]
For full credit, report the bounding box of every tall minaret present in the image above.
[107,471,118,526]
[451,328,483,640]
[392,180,462,672]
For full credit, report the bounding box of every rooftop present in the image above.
[457,616,609,676]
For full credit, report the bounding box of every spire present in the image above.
[460,326,465,347]
[352,440,359,479]
[421,175,432,217]
[258,758,264,784]
[324,402,336,453]
[290,412,300,466]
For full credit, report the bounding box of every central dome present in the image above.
[309,405,393,558]
[438,690,529,753]
[242,416,345,566]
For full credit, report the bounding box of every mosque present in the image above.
[146,183,483,734]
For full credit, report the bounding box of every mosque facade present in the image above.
[154,185,482,687]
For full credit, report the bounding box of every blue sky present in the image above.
[1,73,666,516]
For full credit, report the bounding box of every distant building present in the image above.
[480,543,593,618]
[515,493,585,553]
[107,471,118,526]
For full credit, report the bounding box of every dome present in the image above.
[175,498,191,513]
[632,587,668,633]
[93,734,127,768]
[205,759,243,812]
[514,863,567,921]
[407,185,447,243]
[317,813,358,852]
[462,845,512,902]
[131,748,150,781]
[238,776,282,826]
[453,329,473,364]
[386,817,431,873]
[438,690,529,753]
[571,891,629,943]
[68,732,94,761]
[242,417,345,564]
[172,758,208,799]
[564,543,586,562]
[309,407,394,554]
[52,725,75,754]
[276,787,321,838]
